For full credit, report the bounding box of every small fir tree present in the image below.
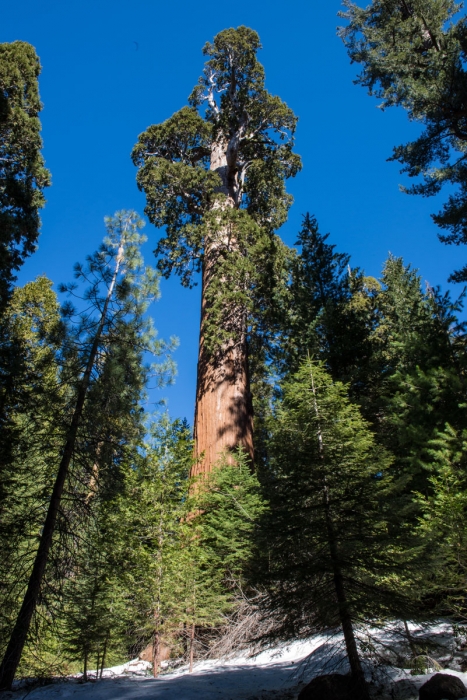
[256,360,417,699]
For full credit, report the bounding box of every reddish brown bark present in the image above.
[193,301,253,476]
[191,138,254,477]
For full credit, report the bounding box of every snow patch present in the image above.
[2,622,467,699]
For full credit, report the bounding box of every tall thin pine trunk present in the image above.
[189,623,195,673]
[0,240,126,691]
[152,628,160,679]
[310,366,370,700]
[100,633,108,679]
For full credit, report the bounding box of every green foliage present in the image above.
[256,360,416,640]
[415,424,467,610]
[339,0,467,281]
[0,212,178,686]
[122,417,194,663]
[280,214,379,391]
[0,42,50,305]
[194,448,266,586]
[0,278,65,658]
[368,256,467,490]
[133,27,301,355]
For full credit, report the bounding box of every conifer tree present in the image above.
[132,27,301,473]
[369,256,467,492]
[181,449,265,669]
[0,278,65,662]
[281,214,379,392]
[0,42,50,306]
[0,211,174,690]
[339,0,467,281]
[414,424,467,613]
[61,507,130,681]
[257,360,414,699]
[123,417,193,676]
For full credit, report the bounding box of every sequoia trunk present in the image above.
[192,139,254,476]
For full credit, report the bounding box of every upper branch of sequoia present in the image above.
[132,26,301,287]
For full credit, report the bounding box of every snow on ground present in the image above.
[2,623,467,699]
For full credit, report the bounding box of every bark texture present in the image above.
[192,139,254,476]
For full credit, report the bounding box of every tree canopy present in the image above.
[340,0,467,281]
[0,42,50,306]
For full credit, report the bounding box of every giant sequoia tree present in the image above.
[133,27,301,474]
[0,42,50,306]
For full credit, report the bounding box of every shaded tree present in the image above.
[256,360,416,699]
[0,211,174,690]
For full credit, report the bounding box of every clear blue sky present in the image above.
[3,0,464,423]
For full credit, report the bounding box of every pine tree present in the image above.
[256,360,415,699]
[0,211,175,690]
[339,0,467,281]
[132,27,301,473]
[0,42,50,306]
[175,449,264,671]
[0,278,65,664]
[194,447,266,590]
[414,424,467,615]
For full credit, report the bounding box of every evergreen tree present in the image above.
[0,278,65,664]
[414,424,467,615]
[282,214,379,393]
[132,27,301,473]
[339,0,467,281]
[256,360,415,699]
[123,417,193,676]
[0,42,50,306]
[368,256,467,492]
[180,449,265,670]
[194,448,266,590]
[0,211,174,690]
[61,505,130,681]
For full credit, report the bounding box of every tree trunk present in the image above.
[324,490,370,700]
[0,240,126,691]
[152,627,160,678]
[189,623,195,673]
[192,138,254,476]
[100,634,108,679]
[404,620,417,659]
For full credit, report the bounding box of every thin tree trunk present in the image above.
[83,650,88,683]
[404,620,417,659]
[0,240,126,691]
[192,138,253,476]
[324,490,370,700]
[189,623,195,673]
[152,627,160,678]
[100,633,108,680]
[310,365,370,700]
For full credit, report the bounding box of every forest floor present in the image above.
[2,622,467,699]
